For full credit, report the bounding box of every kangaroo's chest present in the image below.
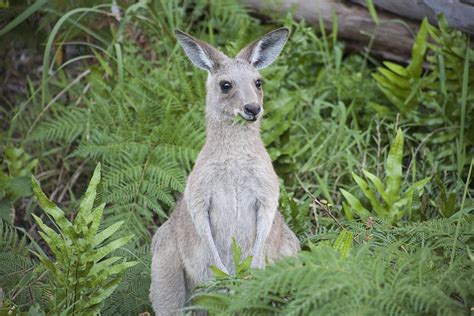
[207,158,268,266]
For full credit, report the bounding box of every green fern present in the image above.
[372,14,473,174]
[195,218,473,315]
[333,229,352,258]
[32,53,206,239]
[341,129,430,223]
[372,18,430,113]
[102,245,152,315]
[32,164,137,315]
[0,146,38,223]
[0,220,46,313]
[0,219,27,253]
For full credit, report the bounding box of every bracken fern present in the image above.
[195,218,473,315]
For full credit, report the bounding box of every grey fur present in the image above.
[150,28,299,315]
[236,27,289,69]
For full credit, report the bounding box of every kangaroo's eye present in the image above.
[219,81,232,93]
[255,79,262,89]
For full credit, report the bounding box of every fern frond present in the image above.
[0,220,27,254]
[30,108,87,143]
[195,218,473,315]
[102,245,152,315]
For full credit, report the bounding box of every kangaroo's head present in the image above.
[175,28,289,124]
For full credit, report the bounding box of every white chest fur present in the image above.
[186,131,278,269]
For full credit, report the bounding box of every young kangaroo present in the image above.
[150,28,300,315]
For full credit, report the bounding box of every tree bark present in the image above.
[351,0,474,35]
[239,0,419,63]
[239,0,474,63]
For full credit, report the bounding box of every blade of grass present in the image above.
[366,0,379,25]
[0,0,47,37]
[115,43,124,83]
[28,69,91,138]
[457,37,469,175]
[41,5,111,109]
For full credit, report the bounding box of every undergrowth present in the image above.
[0,0,472,314]
[194,218,474,315]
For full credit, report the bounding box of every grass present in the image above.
[0,0,472,314]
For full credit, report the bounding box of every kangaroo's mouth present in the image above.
[239,112,258,122]
[236,109,263,122]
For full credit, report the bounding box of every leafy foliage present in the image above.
[1,0,473,314]
[341,129,430,223]
[332,229,352,258]
[372,19,430,113]
[31,164,137,314]
[102,245,152,315]
[31,55,206,240]
[0,220,46,314]
[373,15,473,175]
[195,218,474,315]
[0,146,38,223]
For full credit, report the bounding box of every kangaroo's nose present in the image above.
[244,104,261,116]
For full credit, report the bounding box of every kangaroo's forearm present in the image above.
[252,203,276,267]
[187,198,228,273]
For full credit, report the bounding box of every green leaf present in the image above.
[412,177,431,192]
[383,61,408,77]
[377,68,409,88]
[87,257,122,276]
[342,202,353,221]
[237,256,253,276]
[193,293,232,311]
[340,189,371,220]
[210,265,229,279]
[27,303,46,316]
[0,198,13,224]
[93,234,134,261]
[8,176,32,199]
[262,96,297,146]
[84,278,122,308]
[31,176,73,234]
[88,203,106,238]
[391,197,410,222]
[92,221,124,247]
[232,237,241,271]
[362,170,389,204]
[0,0,48,37]
[76,163,101,231]
[34,252,56,275]
[99,260,137,276]
[386,129,404,200]
[92,49,113,77]
[333,230,353,258]
[4,146,24,159]
[366,0,379,25]
[352,172,384,217]
[407,18,429,78]
[32,214,65,254]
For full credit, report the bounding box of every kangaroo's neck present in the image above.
[204,115,264,152]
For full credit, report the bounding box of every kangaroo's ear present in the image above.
[236,27,289,69]
[175,29,226,72]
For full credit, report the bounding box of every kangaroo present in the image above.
[150,28,300,315]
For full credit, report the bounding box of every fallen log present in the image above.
[239,0,473,63]
[350,0,474,35]
[239,0,419,63]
